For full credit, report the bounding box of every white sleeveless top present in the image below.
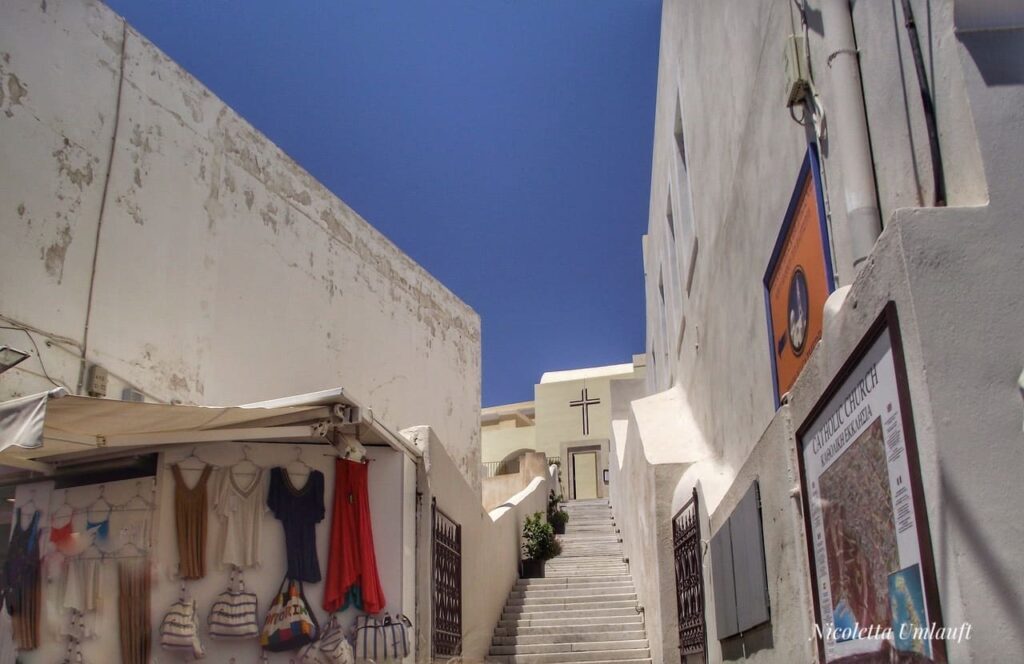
[213,467,268,569]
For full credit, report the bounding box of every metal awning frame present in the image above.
[0,387,421,479]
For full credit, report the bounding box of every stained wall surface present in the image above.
[0,0,481,490]
[619,0,1024,662]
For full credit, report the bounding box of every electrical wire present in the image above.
[0,325,65,389]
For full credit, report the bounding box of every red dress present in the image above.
[323,459,386,614]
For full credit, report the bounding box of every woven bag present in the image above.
[160,596,205,658]
[209,568,259,638]
[318,614,355,664]
[354,614,385,663]
[260,577,320,652]
[380,613,412,661]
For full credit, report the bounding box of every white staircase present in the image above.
[488,499,652,663]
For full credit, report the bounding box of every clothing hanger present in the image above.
[170,446,214,472]
[86,484,113,522]
[286,445,312,479]
[114,480,156,512]
[109,539,148,560]
[52,489,74,520]
[231,444,263,478]
[76,537,106,561]
[19,489,40,523]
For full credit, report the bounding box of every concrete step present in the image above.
[543,566,628,574]
[490,639,650,656]
[516,575,632,588]
[486,648,652,663]
[495,610,638,627]
[493,626,646,642]
[501,604,639,621]
[546,561,626,569]
[510,583,634,599]
[507,593,637,608]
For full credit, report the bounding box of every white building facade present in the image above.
[612,1,1024,663]
[0,0,482,490]
[0,2,550,663]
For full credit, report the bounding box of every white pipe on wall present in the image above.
[821,0,882,272]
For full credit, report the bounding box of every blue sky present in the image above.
[105,0,662,406]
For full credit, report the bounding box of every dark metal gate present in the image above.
[432,499,462,658]
[673,488,706,661]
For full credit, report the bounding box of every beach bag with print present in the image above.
[380,613,412,661]
[208,568,259,638]
[318,614,355,664]
[260,578,320,652]
[160,597,206,658]
[353,614,385,663]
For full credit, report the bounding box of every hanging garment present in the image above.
[3,508,42,651]
[61,557,102,613]
[267,467,325,583]
[50,520,74,550]
[118,558,151,664]
[213,467,268,569]
[85,515,110,542]
[172,463,213,579]
[323,459,386,614]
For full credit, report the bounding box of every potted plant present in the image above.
[521,512,561,578]
[546,490,569,535]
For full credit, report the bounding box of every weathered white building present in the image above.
[482,359,646,500]
[0,2,559,663]
[0,0,481,490]
[612,1,1024,663]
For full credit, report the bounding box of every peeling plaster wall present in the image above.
[0,0,481,489]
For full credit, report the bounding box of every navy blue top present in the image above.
[267,467,325,582]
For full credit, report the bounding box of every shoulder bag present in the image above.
[209,567,259,638]
[260,577,320,652]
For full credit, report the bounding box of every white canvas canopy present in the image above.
[0,387,419,476]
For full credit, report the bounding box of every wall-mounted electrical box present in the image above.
[784,34,810,107]
[86,364,108,397]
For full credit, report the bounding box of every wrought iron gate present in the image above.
[432,499,462,658]
[673,488,706,661]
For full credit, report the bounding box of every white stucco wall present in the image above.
[479,424,536,465]
[10,441,413,664]
[405,426,551,663]
[0,0,481,490]
[620,1,1024,662]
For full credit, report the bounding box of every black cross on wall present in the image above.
[569,388,601,435]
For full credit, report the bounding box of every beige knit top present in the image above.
[172,463,212,579]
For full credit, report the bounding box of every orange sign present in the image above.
[764,147,834,406]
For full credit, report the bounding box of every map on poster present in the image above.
[801,330,934,663]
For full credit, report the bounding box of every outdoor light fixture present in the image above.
[0,346,31,374]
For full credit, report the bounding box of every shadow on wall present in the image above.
[958,29,1024,86]
[939,466,1024,645]
[720,621,774,661]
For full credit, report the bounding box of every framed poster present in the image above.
[796,303,945,663]
[764,144,836,407]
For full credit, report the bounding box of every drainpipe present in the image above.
[821,0,882,273]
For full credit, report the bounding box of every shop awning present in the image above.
[0,387,420,477]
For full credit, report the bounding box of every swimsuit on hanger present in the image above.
[86,517,109,542]
[50,522,74,548]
